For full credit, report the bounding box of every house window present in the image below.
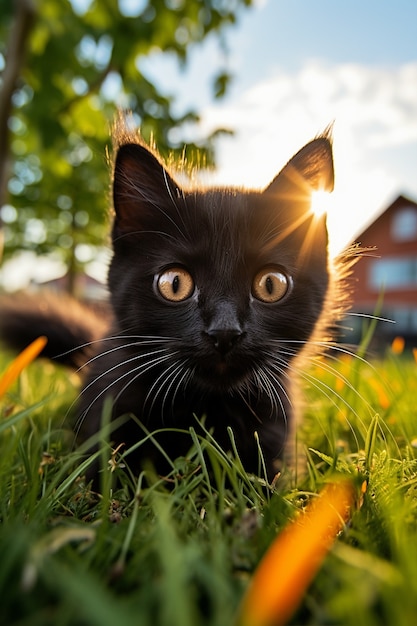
[391,207,417,241]
[386,308,417,333]
[369,256,417,290]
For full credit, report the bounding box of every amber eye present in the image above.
[157,267,195,302]
[252,267,290,303]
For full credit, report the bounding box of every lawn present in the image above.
[0,341,416,626]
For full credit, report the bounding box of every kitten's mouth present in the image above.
[214,361,228,375]
[195,355,250,390]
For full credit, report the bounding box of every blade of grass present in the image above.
[0,398,50,433]
[364,413,380,473]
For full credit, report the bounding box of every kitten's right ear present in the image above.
[265,132,334,203]
[112,143,180,237]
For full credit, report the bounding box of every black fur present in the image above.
[0,126,348,481]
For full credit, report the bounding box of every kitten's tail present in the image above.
[0,291,111,368]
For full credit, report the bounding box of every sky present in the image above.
[140,0,417,254]
[1,0,416,289]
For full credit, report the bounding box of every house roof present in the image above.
[352,194,417,243]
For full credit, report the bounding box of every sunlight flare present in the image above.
[311,189,333,219]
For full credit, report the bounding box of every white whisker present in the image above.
[55,334,176,366]
[160,363,193,419]
[251,364,290,423]
[74,350,174,435]
[171,365,195,408]
[78,336,177,372]
[347,312,395,324]
[143,359,185,418]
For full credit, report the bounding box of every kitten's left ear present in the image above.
[112,142,181,237]
[266,132,334,198]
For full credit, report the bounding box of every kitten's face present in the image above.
[108,136,334,396]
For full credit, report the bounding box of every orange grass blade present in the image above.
[236,479,354,626]
[391,336,405,355]
[0,336,48,399]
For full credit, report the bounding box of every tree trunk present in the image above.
[0,0,36,213]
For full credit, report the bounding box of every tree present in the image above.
[0,0,252,291]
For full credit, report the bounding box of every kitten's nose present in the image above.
[207,328,242,357]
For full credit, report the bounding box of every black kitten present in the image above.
[0,123,349,481]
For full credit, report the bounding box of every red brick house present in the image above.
[347,194,417,347]
[34,272,108,303]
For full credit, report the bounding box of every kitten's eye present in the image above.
[252,267,290,303]
[157,267,195,302]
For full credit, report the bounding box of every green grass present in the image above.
[0,344,416,626]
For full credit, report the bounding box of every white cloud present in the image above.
[197,59,417,252]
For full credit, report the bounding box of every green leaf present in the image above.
[1,0,252,290]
